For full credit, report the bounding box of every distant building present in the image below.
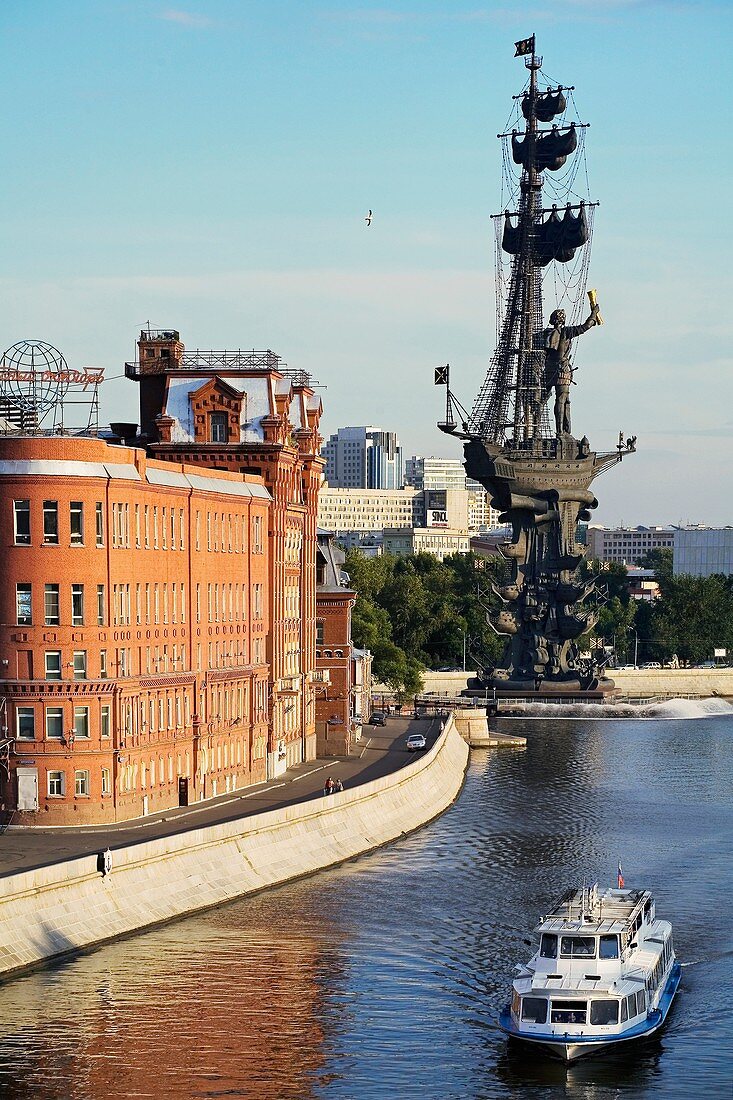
[318,485,477,558]
[322,426,403,489]
[317,487,420,550]
[586,525,675,565]
[625,567,660,601]
[673,527,733,577]
[405,456,502,528]
[382,528,471,561]
[315,531,360,757]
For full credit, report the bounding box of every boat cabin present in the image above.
[510,884,675,1034]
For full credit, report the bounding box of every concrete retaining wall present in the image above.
[408,669,733,699]
[0,722,469,980]
[611,668,733,696]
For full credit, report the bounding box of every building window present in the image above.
[16,707,35,740]
[45,651,62,680]
[253,514,263,553]
[316,621,324,645]
[210,412,228,442]
[48,771,65,797]
[73,651,87,680]
[43,500,59,544]
[13,499,31,545]
[44,584,60,626]
[96,501,104,547]
[46,707,64,739]
[16,583,32,625]
[71,584,84,626]
[97,584,105,626]
[101,768,111,795]
[74,769,90,797]
[70,501,84,545]
[100,650,108,679]
[74,706,90,738]
[101,704,111,738]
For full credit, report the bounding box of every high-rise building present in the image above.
[322,426,403,489]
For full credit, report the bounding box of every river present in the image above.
[0,710,730,1099]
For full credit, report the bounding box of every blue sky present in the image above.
[1,1,731,524]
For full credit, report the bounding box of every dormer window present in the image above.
[210,412,228,443]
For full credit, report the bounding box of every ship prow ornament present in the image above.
[437,36,636,694]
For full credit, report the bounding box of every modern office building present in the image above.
[317,485,476,556]
[322,426,403,489]
[673,527,733,577]
[405,455,502,528]
[585,525,676,565]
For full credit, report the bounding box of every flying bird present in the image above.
[365,209,372,226]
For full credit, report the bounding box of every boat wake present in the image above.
[499,697,733,721]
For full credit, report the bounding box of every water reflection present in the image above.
[0,716,729,1099]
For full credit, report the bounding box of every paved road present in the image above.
[0,715,441,879]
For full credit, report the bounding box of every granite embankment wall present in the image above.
[0,722,469,981]
[412,669,733,698]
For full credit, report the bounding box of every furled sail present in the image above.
[521,88,567,123]
[511,124,577,172]
[502,203,589,266]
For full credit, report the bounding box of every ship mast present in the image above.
[516,41,542,443]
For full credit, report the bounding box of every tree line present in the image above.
[345,546,730,697]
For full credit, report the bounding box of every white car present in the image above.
[406,733,427,752]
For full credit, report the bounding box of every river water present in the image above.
[0,709,731,1099]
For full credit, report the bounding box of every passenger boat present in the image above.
[498,882,681,1063]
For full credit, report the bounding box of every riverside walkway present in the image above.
[0,716,440,879]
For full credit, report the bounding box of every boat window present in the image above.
[521,997,548,1024]
[540,934,557,959]
[590,999,620,1025]
[635,989,646,1015]
[620,998,628,1023]
[625,993,637,1019]
[551,1000,587,1025]
[560,936,596,957]
[599,934,619,959]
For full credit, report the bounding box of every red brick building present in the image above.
[0,328,325,824]
[314,531,357,756]
[127,329,324,775]
[0,435,270,824]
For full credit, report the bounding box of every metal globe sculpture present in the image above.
[0,340,69,430]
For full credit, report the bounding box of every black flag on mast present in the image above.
[514,35,535,57]
[434,364,449,386]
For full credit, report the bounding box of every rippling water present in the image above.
[0,715,731,1099]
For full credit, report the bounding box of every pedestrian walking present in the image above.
[335,778,344,793]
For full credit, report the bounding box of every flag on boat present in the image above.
[434,364,449,386]
[617,862,625,889]
[514,36,535,57]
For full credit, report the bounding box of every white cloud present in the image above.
[158,9,213,29]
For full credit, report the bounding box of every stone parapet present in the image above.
[0,722,469,980]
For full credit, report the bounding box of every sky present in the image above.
[0,0,731,526]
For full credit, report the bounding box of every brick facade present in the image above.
[0,436,270,824]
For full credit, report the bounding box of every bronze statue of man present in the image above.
[544,305,600,436]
